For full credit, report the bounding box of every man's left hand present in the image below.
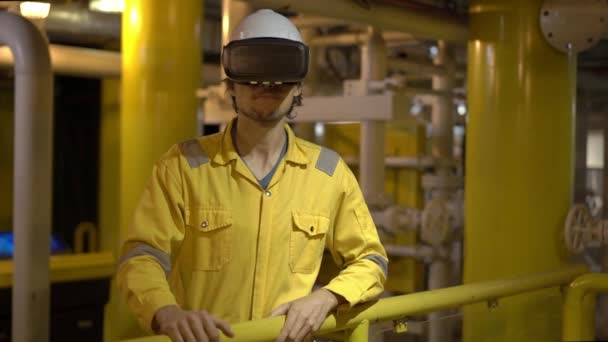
[269,288,342,342]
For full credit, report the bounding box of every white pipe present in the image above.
[294,27,318,142]
[359,27,386,202]
[0,12,53,342]
[428,40,455,342]
[240,0,468,42]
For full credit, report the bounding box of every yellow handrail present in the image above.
[562,273,608,341]
[121,264,587,342]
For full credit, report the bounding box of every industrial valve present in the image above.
[420,198,451,246]
[564,204,607,254]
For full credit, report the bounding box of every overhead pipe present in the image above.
[309,31,413,47]
[290,15,352,28]
[45,4,121,45]
[0,12,53,342]
[240,0,468,41]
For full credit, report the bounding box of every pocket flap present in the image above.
[186,208,232,232]
[292,210,330,237]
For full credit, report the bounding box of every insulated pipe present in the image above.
[0,12,53,342]
[309,31,413,47]
[290,16,352,28]
[240,0,468,42]
[428,40,455,342]
[359,27,386,202]
[294,27,318,142]
[464,0,576,340]
[45,4,121,45]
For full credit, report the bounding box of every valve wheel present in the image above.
[564,204,591,254]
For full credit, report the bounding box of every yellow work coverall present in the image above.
[117,119,388,332]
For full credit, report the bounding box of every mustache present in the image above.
[253,90,286,99]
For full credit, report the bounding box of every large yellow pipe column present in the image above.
[463,0,576,341]
[105,1,202,340]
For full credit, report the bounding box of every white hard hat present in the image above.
[230,9,304,43]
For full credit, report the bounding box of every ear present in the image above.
[225,80,235,96]
[293,83,303,96]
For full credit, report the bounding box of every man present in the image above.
[117,9,388,342]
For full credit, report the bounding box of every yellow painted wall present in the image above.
[322,121,425,293]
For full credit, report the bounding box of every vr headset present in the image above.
[222,38,309,84]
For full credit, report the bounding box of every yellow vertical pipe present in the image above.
[105,1,202,340]
[464,0,576,341]
[99,78,120,253]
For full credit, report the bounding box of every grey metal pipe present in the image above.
[240,0,468,41]
[0,44,222,84]
[0,12,53,342]
[46,4,121,45]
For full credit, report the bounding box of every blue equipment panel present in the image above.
[0,231,70,259]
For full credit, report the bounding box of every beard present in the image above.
[236,99,295,125]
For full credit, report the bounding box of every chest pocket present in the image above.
[186,208,233,271]
[290,210,330,274]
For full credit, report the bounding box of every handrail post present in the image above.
[346,319,369,342]
[562,273,608,341]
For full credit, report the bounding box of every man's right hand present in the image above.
[153,305,234,342]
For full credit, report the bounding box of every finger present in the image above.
[188,315,209,342]
[178,321,196,342]
[294,319,315,342]
[167,329,184,342]
[211,316,234,338]
[200,313,220,342]
[277,310,299,342]
[313,309,329,332]
[289,315,310,342]
[269,303,290,317]
[294,329,313,342]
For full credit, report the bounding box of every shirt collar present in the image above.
[213,118,309,166]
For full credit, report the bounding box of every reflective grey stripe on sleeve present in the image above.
[179,139,209,168]
[118,243,171,276]
[315,147,340,176]
[364,254,388,277]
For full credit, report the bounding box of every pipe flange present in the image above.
[421,198,450,246]
[540,0,608,53]
[564,204,592,254]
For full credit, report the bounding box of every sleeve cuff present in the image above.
[323,279,361,311]
[137,291,179,334]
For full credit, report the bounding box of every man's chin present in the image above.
[241,110,286,125]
